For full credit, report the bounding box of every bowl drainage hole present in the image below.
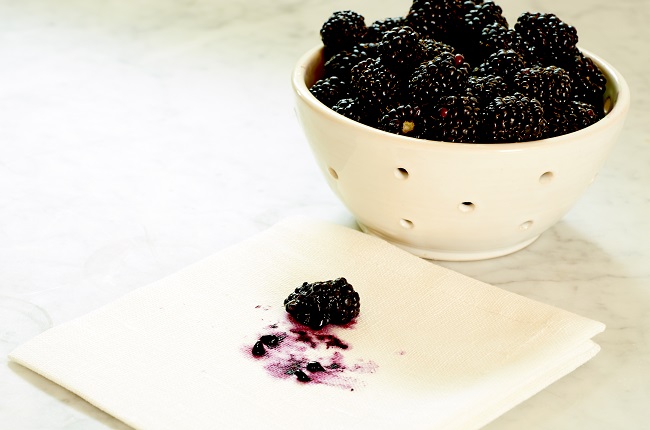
[519,220,534,231]
[395,168,409,180]
[458,202,475,213]
[539,171,554,184]
[400,219,414,229]
[327,166,339,180]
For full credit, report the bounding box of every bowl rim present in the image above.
[292,44,630,152]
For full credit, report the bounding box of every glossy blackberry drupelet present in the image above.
[366,17,406,43]
[332,98,368,125]
[306,361,326,372]
[320,10,368,57]
[309,76,348,108]
[560,49,607,110]
[351,57,401,114]
[284,278,361,330]
[513,65,572,107]
[378,104,427,138]
[324,43,379,81]
[481,92,547,142]
[408,52,471,107]
[473,48,526,84]
[466,74,508,106]
[545,101,600,137]
[378,26,425,74]
[428,95,482,142]
[479,22,526,60]
[514,12,578,65]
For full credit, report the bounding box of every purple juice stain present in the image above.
[247,306,376,390]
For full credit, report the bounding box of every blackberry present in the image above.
[378,26,425,74]
[406,0,463,43]
[458,0,507,61]
[473,49,526,84]
[463,1,508,37]
[428,95,482,143]
[283,278,361,330]
[545,101,600,137]
[324,42,379,81]
[560,49,607,110]
[514,12,578,65]
[513,65,572,107]
[419,38,455,61]
[408,52,471,107]
[479,22,526,60]
[378,104,427,138]
[481,92,547,142]
[320,11,367,57]
[309,76,348,108]
[466,74,508,106]
[351,57,401,114]
[366,17,406,42]
[332,97,368,125]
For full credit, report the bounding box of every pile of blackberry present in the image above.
[311,3,607,142]
[284,278,360,330]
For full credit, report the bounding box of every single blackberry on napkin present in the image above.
[284,278,360,330]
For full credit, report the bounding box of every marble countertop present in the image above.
[1,0,648,428]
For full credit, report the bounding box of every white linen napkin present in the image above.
[9,217,604,430]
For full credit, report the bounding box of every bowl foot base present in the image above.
[357,222,540,261]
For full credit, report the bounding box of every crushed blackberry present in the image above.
[514,12,578,65]
[428,95,482,143]
[366,17,406,42]
[283,278,360,330]
[408,52,471,107]
[419,38,455,61]
[306,361,326,372]
[252,341,266,357]
[324,43,379,81]
[466,74,508,106]
[378,104,427,138]
[472,48,526,84]
[259,334,281,348]
[351,57,402,115]
[560,49,607,109]
[513,65,572,107]
[309,76,348,108]
[545,101,600,137]
[479,22,526,60]
[293,370,312,382]
[481,92,547,142]
[378,26,425,74]
[320,10,368,58]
